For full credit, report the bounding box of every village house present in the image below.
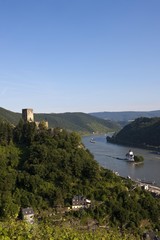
[21,207,34,224]
[72,195,91,210]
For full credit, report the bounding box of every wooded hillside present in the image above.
[107,117,160,149]
[0,119,159,237]
[0,107,120,133]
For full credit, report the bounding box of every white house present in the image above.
[72,195,91,210]
[21,207,34,224]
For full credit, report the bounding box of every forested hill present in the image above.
[0,107,120,133]
[0,120,160,237]
[34,112,120,133]
[107,117,160,149]
[0,107,21,125]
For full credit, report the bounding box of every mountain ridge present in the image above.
[0,107,120,134]
[90,110,160,124]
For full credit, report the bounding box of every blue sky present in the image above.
[0,0,160,113]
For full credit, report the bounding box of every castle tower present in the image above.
[22,109,34,122]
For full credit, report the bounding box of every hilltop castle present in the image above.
[22,108,48,129]
[22,109,34,122]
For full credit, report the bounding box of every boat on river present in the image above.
[126,150,134,161]
[90,138,96,143]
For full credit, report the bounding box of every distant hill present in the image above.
[0,107,120,134]
[0,107,21,125]
[34,112,120,133]
[107,117,160,149]
[90,110,160,124]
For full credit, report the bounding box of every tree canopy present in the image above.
[0,119,159,237]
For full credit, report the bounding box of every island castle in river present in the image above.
[126,150,134,161]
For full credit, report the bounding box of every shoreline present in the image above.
[133,161,144,165]
[107,138,160,153]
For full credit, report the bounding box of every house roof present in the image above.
[22,207,34,215]
[72,195,85,201]
[72,195,91,203]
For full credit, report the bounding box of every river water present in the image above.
[82,134,160,187]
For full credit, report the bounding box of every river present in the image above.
[82,134,160,187]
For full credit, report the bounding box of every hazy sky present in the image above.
[0,0,160,113]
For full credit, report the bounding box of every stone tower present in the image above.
[22,109,34,122]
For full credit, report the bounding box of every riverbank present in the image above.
[134,179,160,197]
[82,135,160,187]
[107,136,160,153]
[133,161,144,165]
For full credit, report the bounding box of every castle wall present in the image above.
[22,108,48,129]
